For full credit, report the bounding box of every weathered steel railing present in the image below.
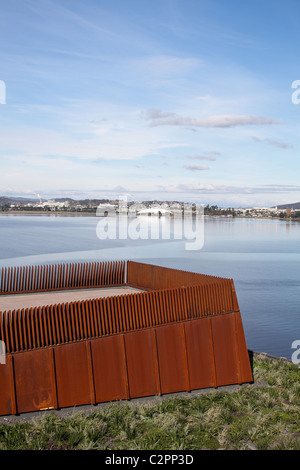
[0,260,125,294]
[127,261,228,290]
[0,279,236,354]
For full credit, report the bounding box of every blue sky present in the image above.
[0,0,300,207]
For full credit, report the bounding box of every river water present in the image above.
[0,213,299,360]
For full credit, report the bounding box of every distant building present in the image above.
[137,207,173,216]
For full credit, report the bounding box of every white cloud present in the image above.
[159,183,300,195]
[143,108,176,121]
[185,153,217,161]
[251,136,294,149]
[184,164,210,171]
[147,111,279,128]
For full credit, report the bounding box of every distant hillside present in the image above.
[3,196,300,210]
[0,197,37,206]
[276,202,300,210]
[0,196,111,207]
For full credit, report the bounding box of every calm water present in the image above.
[0,213,299,360]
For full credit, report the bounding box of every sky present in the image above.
[0,0,300,207]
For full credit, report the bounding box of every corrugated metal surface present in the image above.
[0,260,253,416]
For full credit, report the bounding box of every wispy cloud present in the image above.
[143,108,176,121]
[185,153,217,161]
[159,183,300,195]
[184,164,210,171]
[131,55,202,78]
[145,109,279,128]
[252,136,293,149]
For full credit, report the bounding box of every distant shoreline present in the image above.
[0,210,297,221]
[0,210,96,216]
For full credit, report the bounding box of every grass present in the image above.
[0,353,299,450]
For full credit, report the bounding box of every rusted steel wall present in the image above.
[0,280,238,354]
[127,261,230,291]
[0,261,126,295]
[0,312,253,416]
[0,260,253,416]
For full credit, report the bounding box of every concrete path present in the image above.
[0,286,143,311]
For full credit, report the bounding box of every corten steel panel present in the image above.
[0,317,252,415]
[54,342,93,408]
[124,329,159,399]
[184,319,216,390]
[234,311,253,383]
[127,261,226,291]
[155,323,189,395]
[210,313,240,387]
[0,361,13,416]
[91,335,128,403]
[13,349,54,413]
